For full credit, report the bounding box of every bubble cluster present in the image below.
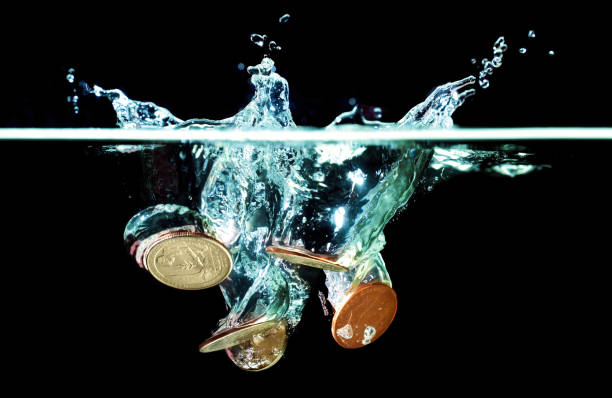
[66,68,80,114]
[477,36,507,89]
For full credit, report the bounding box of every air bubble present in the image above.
[528,30,536,38]
[250,34,266,48]
[268,41,281,52]
[348,97,357,106]
[548,50,555,56]
[519,48,527,54]
[279,13,290,23]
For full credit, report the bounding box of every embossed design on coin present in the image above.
[144,232,232,290]
[266,245,349,272]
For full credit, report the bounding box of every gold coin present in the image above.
[266,245,348,272]
[199,320,281,353]
[144,231,232,290]
[331,283,397,349]
[225,320,288,371]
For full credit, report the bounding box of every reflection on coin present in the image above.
[199,320,281,353]
[225,320,288,371]
[143,231,232,290]
[266,245,348,272]
[331,283,397,349]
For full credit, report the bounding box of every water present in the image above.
[47,54,567,362]
[2,30,610,374]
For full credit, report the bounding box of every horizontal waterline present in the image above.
[1,128,611,142]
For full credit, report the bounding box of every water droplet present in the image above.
[336,324,353,339]
[519,48,527,54]
[68,68,75,74]
[237,62,245,71]
[279,13,290,23]
[372,107,382,120]
[66,73,74,83]
[528,30,536,38]
[348,97,357,106]
[268,41,281,51]
[548,50,555,56]
[471,58,477,64]
[250,33,265,47]
[361,325,376,345]
[73,106,79,114]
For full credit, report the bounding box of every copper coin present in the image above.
[199,320,280,353]
[225,320,288,371]
[266,245,348,272]
[143,231,232,290]
[331,283,397,349]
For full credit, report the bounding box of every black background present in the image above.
[1,2,610,393]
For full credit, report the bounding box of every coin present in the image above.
[199,320,281,353]
[225,320,288,371]
[331,282,397,349]
[266,245,349,272]
[143,231,232,290]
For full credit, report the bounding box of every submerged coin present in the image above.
[143,231,232,290]
[331,283,397,349]
[199,320,281,353]
[266,245,349,272]
[225,320,288,371]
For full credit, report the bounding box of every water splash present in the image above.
[90,57,293,129]
[476,36,508,89]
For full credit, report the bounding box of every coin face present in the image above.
[144,231,232,290]
[199,320,281,353]
[225,320,288,371]
[331,283,397,349]
[266,245,349,272]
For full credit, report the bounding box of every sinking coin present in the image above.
[199,320,281,353]
[225,319,288,371]
[266,245,349,272]
[331,283,397,349]
[143,231,232,290]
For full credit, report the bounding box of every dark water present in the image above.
[1,140,609,389]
